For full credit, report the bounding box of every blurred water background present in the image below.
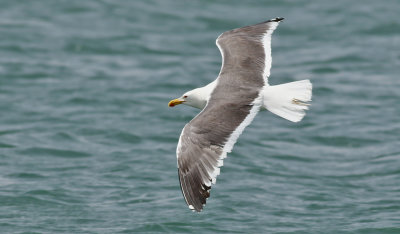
[0,0,399,233]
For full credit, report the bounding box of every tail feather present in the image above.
[262,80,312,122]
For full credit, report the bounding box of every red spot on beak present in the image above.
[168,98,183,107]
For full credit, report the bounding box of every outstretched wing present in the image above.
[177,18,283,212]
[216,17,283,83]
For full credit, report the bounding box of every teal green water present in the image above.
[1,0,399,233]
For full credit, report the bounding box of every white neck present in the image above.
[184,80,217,109]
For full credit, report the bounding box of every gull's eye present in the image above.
[183,95,188,98]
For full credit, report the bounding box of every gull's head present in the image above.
[168,90,192,107]
[168,88,207,109]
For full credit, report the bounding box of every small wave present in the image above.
[8,172,46,179]
[361,22,400,35]
[0,142,15,148]
[18,147,91,158]
[309,136,380,148]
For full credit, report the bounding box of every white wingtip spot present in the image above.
[188,205,194,210]
[221,152,227,159]
[211,177,217,184]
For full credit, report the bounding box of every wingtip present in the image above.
[270,17,284,22]
[188,204,203,212]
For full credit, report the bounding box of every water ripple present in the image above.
[1,0,399,233]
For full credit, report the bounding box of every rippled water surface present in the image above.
[1,0,399,233]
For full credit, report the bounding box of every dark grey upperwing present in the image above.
[177,18,283,212]
[217,17,283,83]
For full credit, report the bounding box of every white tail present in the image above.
[262,80,312,122]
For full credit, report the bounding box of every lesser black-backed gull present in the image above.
[168,17,312,212]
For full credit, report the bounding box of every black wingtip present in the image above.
[270,17,284,22]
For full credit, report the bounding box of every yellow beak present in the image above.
[168,98,185,107]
